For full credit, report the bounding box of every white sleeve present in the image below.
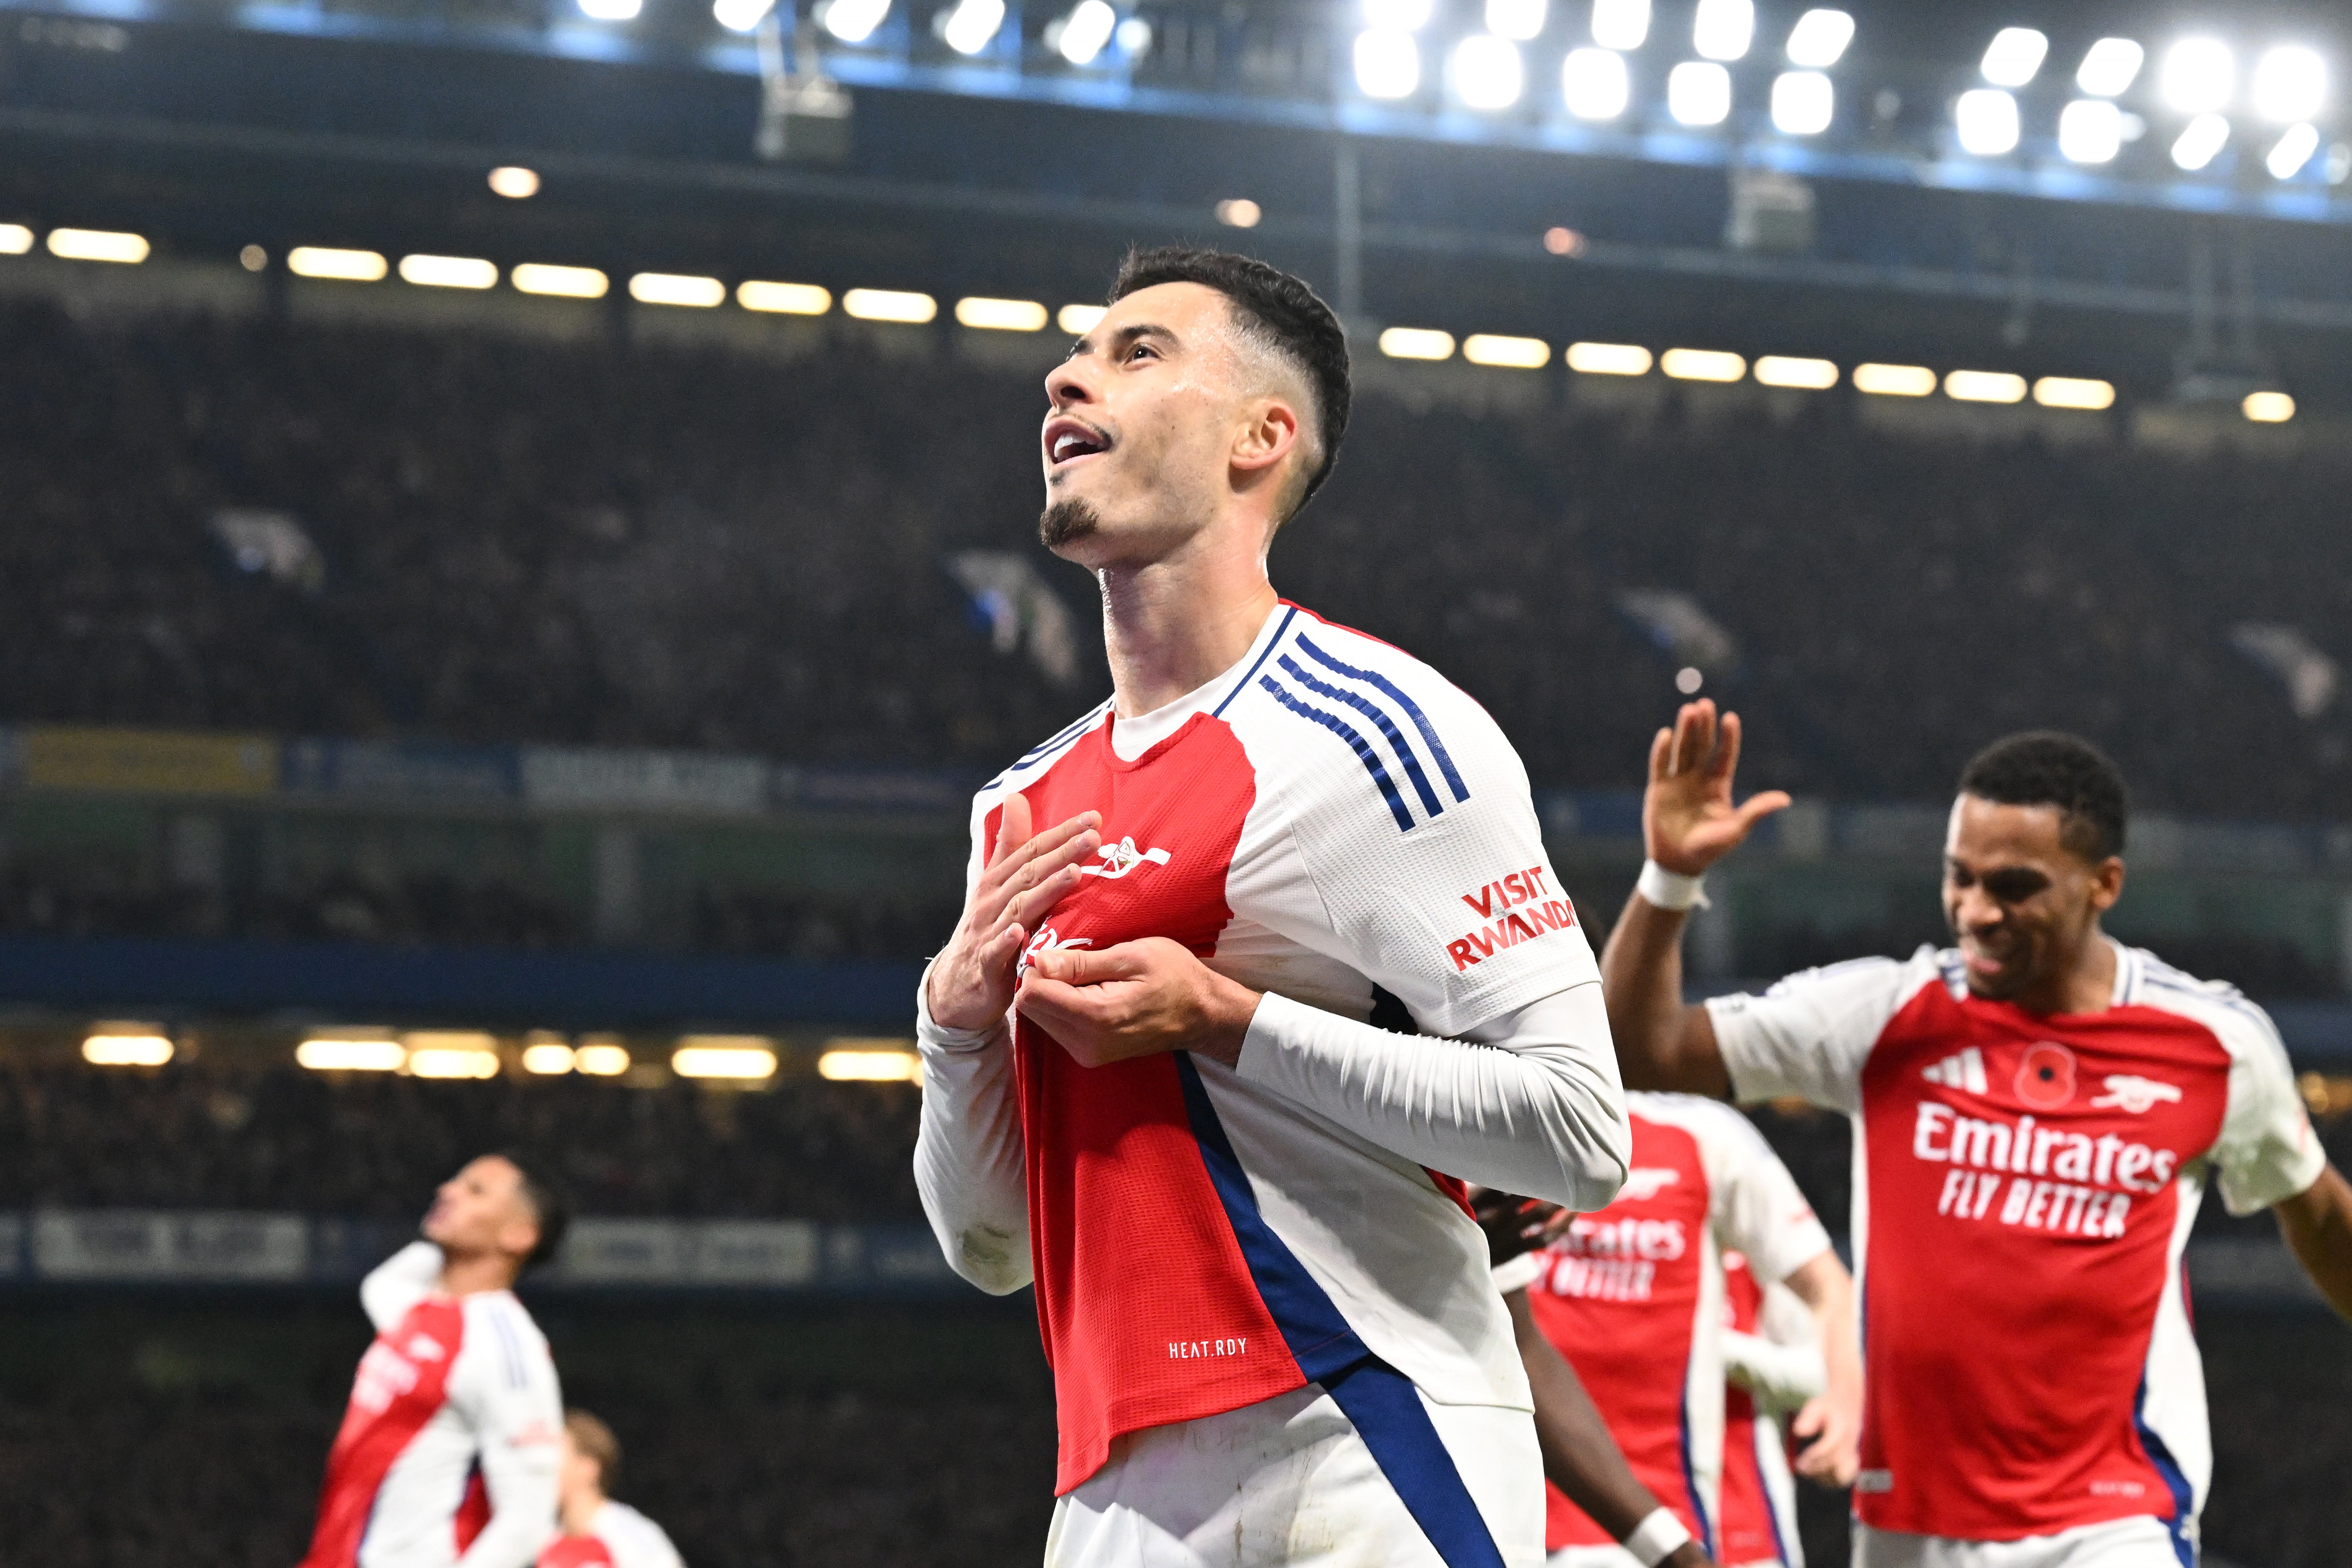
[2209,997,2327,1215]
[1704,953,1930,1113]
[1491,1251,1545,1296]
[603,1504,686,1568]
[912,958,1032,1294]
[360,1240,443,1331]
[1237,982,1629,1211]
[450,1303,564,1568]
[1701,1105,1833,1285]
[1722,1327,1826,1415]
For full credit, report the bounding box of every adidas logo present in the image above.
[1922,1047,1989,1094]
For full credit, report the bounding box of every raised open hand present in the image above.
[1643,699,1791,878]
[923,795,1101,1034]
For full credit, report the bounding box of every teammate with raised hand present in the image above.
[1601,702,2352,1568]
[915,247,1630,1568]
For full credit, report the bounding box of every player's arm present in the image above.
[1722,1301,1826,1416]
[452,1314,565,1568]
[1776,1251,1862,1485]
[1599,701,1788,1096]
[2272,1165,2352,1323]
[913,794,1102,1293]
[1506,1288,1712,1568]
[360,1239,445,1331]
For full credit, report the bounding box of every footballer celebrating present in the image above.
[915,248,1631,1567]
[1600,707,2352,1568]
[300,1154,568,1568]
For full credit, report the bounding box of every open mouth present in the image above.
[1045,417,1111,471]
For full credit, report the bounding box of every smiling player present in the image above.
[914,247,1631,1567]
[1600,710,2352,1568]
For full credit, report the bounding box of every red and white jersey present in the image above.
[968,603,1611,1492]
[537,1501,685,1568]
[1707,941,2325,1548]
[1717,1256,1814,1568]
[1496,1094,1831,1558]
[302,1242,564,1568]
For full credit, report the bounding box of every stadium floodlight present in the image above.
[1215,198,1262,227]
[1355,29,1421,98]
[1661,347,1746,382]
[521,1041,576,1074]
[1944,369,2027,403]
[630,272,727,307]
[1783,9,1851,69]
[1667,61,1731,126]
[1562,48,1629,119]
[1754,355,1838,388]
[400,254,499,289]
[1771,70,1832,135]
[46,227,148,264]
[2057,98,2123,164]
[0,224,31,254]
[1954,88,2020,156]
[2033,376,2115,411]
[297,1035,406,1072]
[2243,390,2295,423]
[576,0,640,19]
[512,263,609,298]
[1589,0,1646,51]
[1379,326,1456,360]
[842,286,938,322]
[1464,333,1550,368]
[713,0,775,30]
[288,246,388,282]
[2267,123,2321,180]
[1852,362,1935,396]
[1363,0,1432,30]
[819,0,890,43]
[819,1043,923,1081]
[2170,112,2229,171]
[1979,27,2048,88]
[488,166,540,199]
[956,296,1050,330]
[738,279,832,314]
[1059,303,1108,333]
[574,1039,632,1075]
[673,1036,779,1079]
[1115,15,1150,53]
[1056,0,1115,64]
[2251,46,2325,124]
[1487,0,1545,44]
[1567,341,1652,375]
[2075,37,2144,97]
[83,1029,173,1067]
[405,1033,503,1080]
[1691,0,1751,63]
[1452,34,1525,110]
[2159,38,2233,114]
[940,0,1005,54]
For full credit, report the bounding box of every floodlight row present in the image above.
[82,1024,923,1083]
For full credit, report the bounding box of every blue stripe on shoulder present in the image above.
[1295,633,1470,803]
[1211,605,1300,719]
[982,701,1110,791]
[1276,653,1445,819]
[1260,675,1414,832]
[1173,1056,1507,1568]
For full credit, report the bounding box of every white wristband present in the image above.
[1636,859,1709,912]
[1623,1506,1693,1568]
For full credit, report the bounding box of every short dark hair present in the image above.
[1108,245,1352,519]
[498,1151,571,1273]
[1956,732,2128,862]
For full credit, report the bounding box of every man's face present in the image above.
[557,1428,603,1510]
[1941,795,2122,1003]
[421,1155,539,1261]
[1037,282,1269,568]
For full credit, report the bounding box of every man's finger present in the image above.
[988,792,1033,871]
[977,815,1101,907]
[1709,708,1745,782]
[1733,790,1793,830]
[1647,726,1672,785]
[1027,944,1150,986]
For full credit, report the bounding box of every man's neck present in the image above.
[2015,929,2118,1017]
[437,1249,521,1298]
[1098,529,1279,719]
[561,1491,606,1536]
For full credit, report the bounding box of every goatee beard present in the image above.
[1039,498,1102,552]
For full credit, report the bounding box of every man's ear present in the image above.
[2088,855,2126,914]
[1231,397,1301,479]
[499,1211,543,1262]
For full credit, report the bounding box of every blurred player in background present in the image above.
[1717,1252,1822,1568]
[537,1410,686,1568]
[1603,707,2352,1568]
[917,247,1630,1567]
[1493,1094,1858,1567]
[299,1153,569,1568]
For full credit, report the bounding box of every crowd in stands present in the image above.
[0,297,2346,822]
